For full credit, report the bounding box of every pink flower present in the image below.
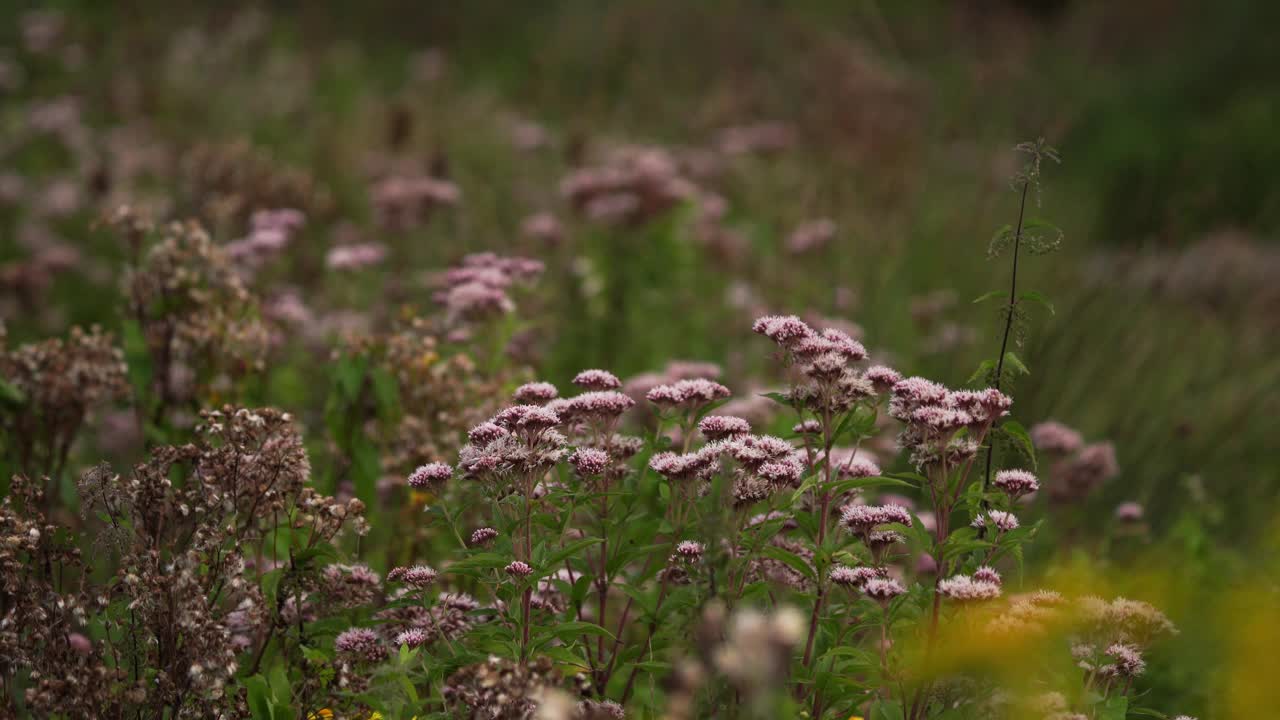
[992,469,1039,499]
[388,565,439,587]
[505,561,534,578]
[786,218,837,255]
[1114,502,1144,522]
[395,628,430,648]
[938,574,1002,602]
[326,243,387,270]
[973,566,1002,585]
[335,628,387,663]
[863,365,902,393]
[971,510,1019,533]
[646,378,731,408]
[829,565,881,588]
[840,504,913,532]
[408,462,453,489]
[863,577,906,604]
[469,527,499,546]
[751,314,814,348]
[673,540,705,560]
[699,415,752,440]
[564,391,635,420]
[513,382,559,404]
[573,369,622,391]
[569,448,611,477]
[1030,420,1084,454]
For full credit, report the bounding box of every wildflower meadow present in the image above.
[2,3,1277,719]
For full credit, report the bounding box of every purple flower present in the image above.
[469,527,499,546]
[467,421,508,446]
[699,415,752,440]
[1029,420,1084,454]
[971,510,1019,533]
[938,574,1002,602]
[646,378,731,408]
[335,628,388,663]
[973,566,1002,585]
[992,469,1039,499]
[840,504,913,533]
[829,565,881,588]
[408,462,453,489]
[388,565,439,587]
[752,315,814,348]
[863,365,902,393]
[395,628,430,648]
[673,540,705,561]
[569,448,611,477]
[1114,501,1144,522]
[513,382,559,404]
[572,369,622,391]
[863,577,906,604]
[505,561,534,578]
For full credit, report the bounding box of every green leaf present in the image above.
[1018,290,1055,315]
[1098,694,1129,720]
[0,378,25,407]
[1003,351,1030,377]
[759,391,792,407]
[539,538,603,573]
[760,544,816,582]
[968,358,997,385]
[999,419,1036,467]
[972,290,1004,305]
[246,675,273,720]
[870,699,904,720]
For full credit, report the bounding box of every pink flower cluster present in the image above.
[938,573,1002,602]
[434,252,544,324]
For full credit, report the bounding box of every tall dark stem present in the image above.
[980,179,1030,499]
